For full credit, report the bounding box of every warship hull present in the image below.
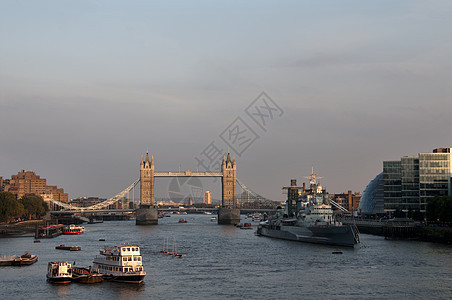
[257,224,358,247]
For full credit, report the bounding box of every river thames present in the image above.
[0,214,451,299]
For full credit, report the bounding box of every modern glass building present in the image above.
[383,148,452,213]
[359,172,384,215]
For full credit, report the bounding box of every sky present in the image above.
[1,0,452,202]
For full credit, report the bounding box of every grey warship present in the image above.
[257,169,359,247]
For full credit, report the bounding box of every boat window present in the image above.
[127,247,130,251]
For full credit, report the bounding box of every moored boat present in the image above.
[47,261,72,283]
[56,244,81,251]
[72,266,103,284]
[93,245,146,284]
[12,252,38,265]
[1,253,38,266]
[0,255,15,266]
[178,218,187,223]
[241,223,253,229]
[63,224,84,235]
[257,170,360,247]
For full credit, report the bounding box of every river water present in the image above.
[1,215,451,299]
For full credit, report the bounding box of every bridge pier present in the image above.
[136,206,158,225]
[217,207,241,225]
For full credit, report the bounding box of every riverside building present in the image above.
[1,170,68,205]
[366,148,452,215]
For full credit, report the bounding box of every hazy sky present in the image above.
[1,1,452,202]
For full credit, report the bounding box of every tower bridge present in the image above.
[49,150,273,225]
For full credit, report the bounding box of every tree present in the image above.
[411,210,424,222]
[19,195,48,219]
[427,196,452,223]
[0,191,24,222]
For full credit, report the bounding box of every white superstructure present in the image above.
[93,245,146,283]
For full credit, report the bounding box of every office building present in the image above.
[383,148,452,213]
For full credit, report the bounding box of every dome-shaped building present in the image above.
[359,172,384,215]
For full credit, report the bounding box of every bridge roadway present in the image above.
[154,171,223,177]
[50,207,275,215]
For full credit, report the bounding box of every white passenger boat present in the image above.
[93,245,146,284]
[63,224,84,235]
[46,261,72,284]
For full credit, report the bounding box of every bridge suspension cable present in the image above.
[49,178,140,211]
[50,177,275,211]
[236,178,274,203]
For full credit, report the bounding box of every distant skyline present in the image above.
[2,1,452,201]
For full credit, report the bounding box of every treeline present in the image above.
[427,196,452,223]
[0,191,48,222]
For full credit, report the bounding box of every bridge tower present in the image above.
[136,150,158,225]
[140,150,155,206]
[221,152,236,208]
[218,151,240,224]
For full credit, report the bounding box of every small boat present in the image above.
[332,250,343,254]
[0,255,16,266]
[93,245,146,284]
[72,266,103,284]
[56,244,81,251]
[240,223,253,230]
[12,253,38,265]
[0,253,38,266]
[47,261,72,284]
[172,239,184,258]
[252,213,262,222]
[63,224,84,235]
[211,217,217,222]
[178,218,187,223]
[204,211,212,215]
[160,237,169,254]
[88,217,103,224]
[99,238,105,241]
[34,240,41,243]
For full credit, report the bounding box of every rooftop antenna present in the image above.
[304,165,323,186]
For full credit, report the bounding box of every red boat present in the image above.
[63,224,84,235]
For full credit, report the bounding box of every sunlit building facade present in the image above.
[3,170,68,204]
[203,191,212,205]
[383,148,452,213]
